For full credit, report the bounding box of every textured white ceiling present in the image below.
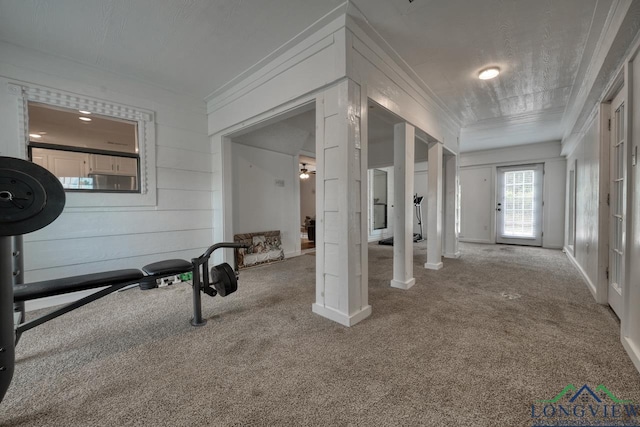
[350,0,612,151]
[0,0,343,97]
[0,0,617,152]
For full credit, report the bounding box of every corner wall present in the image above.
[0,42,212,310]
[459,141,566,248]
[231,143,300,257]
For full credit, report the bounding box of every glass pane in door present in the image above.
[502,169,535,238]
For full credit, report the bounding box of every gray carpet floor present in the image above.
[1,242,639,426]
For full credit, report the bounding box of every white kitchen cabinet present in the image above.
[31,149,49,169]
[115,156,138,175]
[31,147,88,177]
[89,154,116,174]
[89,154,138,176]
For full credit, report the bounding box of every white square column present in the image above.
[443,152,460,259]
[391,122,416,289]
[425,141,443,270]
[312,80,371,327]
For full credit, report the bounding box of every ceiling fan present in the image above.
[299,163,316,179]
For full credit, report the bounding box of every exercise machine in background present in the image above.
[378,194,424,246]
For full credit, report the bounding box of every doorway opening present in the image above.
[226,102,317,263]
[299,155,316,253]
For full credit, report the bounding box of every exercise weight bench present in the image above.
[0,156,248,404]
[12,247,245,343]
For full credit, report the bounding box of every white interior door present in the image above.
[609,89,625,319]
[496,164,544,246]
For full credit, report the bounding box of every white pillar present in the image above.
[425,141,443,270]
[312,80,371,327]
[443,153,460,258]
[391,122,416,289]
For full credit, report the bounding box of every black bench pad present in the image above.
[13,269,144,302]
[142,259,192,276]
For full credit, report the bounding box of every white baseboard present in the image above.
[312,303,372,326]
[564,250,599,302]
[459,238,493,244]
[622,336,640,374]
[391,278,415,290]
[285,250,301,258]
[424,262,443,270]
[444,251,461,259]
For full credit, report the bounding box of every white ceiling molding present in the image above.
[205,2,349,104]
[345,2,462,135]
[561,0,640,155]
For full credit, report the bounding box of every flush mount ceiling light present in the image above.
[300,163,310,180]
[79,110,92,115]
[29,133,42,139]
[79,116,92,122]
[478,67,500,80]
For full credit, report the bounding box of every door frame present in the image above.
[607,87,627,318]
[495,163,544,246]
[595,70,625,308]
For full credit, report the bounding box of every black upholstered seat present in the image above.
[142,259,192,276]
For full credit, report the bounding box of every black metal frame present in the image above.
[189,242,247,326]
[14,277,144,345]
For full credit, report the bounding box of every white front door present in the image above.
[608,89,625,319]
[496,164,544,246]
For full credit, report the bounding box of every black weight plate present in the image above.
[211,263,237,297]
[0,157,65,236]
[0,170,46,222]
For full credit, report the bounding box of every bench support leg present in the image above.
[191,265,206,326]
[0,236,16,403]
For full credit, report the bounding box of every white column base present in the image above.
[390,278,415,290]
[444,251,460,259]
[424,262,443,270]
[312,303,372,327]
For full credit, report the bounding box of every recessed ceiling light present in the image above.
[29,133,42,139]
[79,110,92,115]
[478,67,500,80]
[79,117,92,122]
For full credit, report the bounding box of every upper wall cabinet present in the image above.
[31,147,89,178]
[89,154,137,176]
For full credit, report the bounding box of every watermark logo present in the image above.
[531,384,639,427]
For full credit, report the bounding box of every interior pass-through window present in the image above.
[28,102,140,193]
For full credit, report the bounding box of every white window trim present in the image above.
[8,82,157,207]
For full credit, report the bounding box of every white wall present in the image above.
[460,167,493,243]
[626,49,640,372]
[565,116,601,295]
[459,141,566,248]
[0,42,211,309]
[231,143,299,257]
